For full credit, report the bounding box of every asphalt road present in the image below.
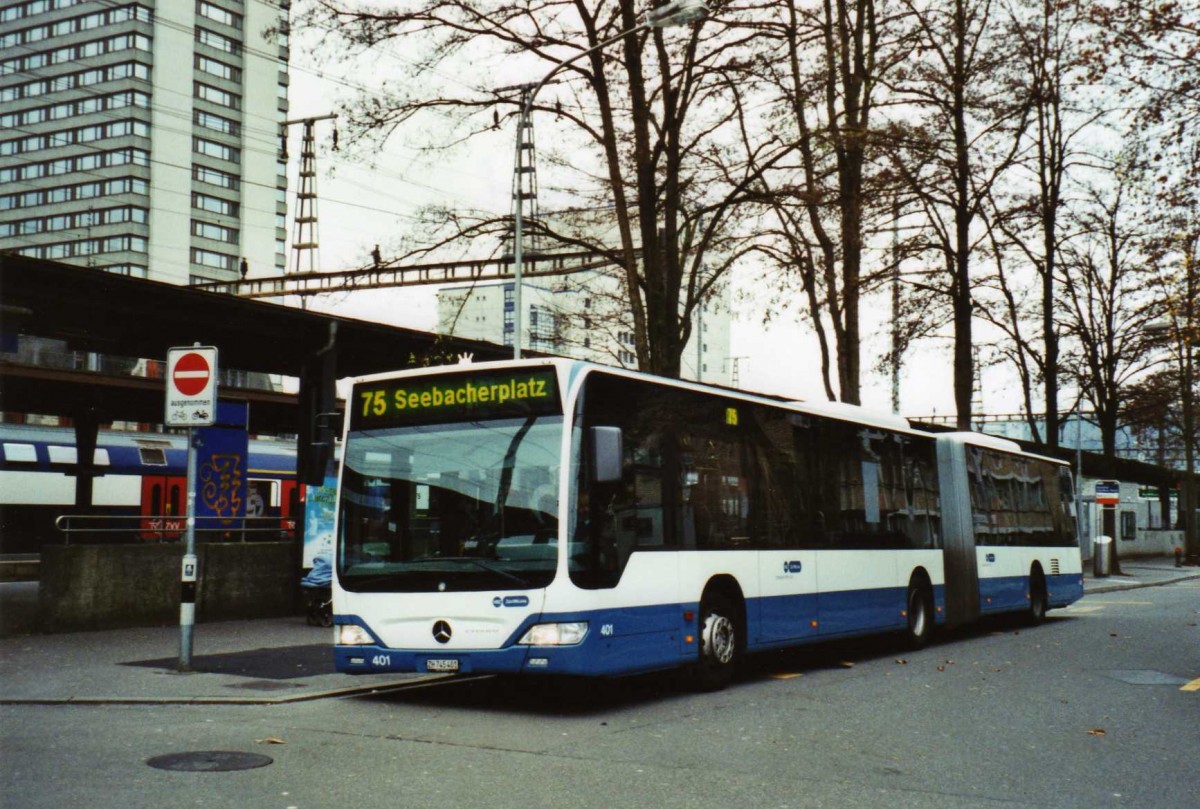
[2,582,1197,809]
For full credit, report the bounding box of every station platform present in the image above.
[0,612,438,705]
[0,556,1195,705]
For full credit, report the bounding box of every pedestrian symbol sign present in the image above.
[166,346,218,426]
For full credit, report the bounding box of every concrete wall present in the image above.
[38,542,299,633]
[1123,530,1184,560]
[1081,529,1184,562]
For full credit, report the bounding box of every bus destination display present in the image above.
[351,368,560,429]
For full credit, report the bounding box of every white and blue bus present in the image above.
[333,360,1083,688]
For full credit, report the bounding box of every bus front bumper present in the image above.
[334,608,689,678]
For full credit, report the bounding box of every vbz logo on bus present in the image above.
[783,560,803,574]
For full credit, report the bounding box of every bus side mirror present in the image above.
[590,427,623,483]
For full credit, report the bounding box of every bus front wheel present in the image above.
[689,592,739,691]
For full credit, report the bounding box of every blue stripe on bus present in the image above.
[1048,573,1084,607]
[979,573,1085,613]
[978,576,1029,613]
[335,583,957,678]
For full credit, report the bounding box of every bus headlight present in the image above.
[338,624,374,646]
[518,622,588,646]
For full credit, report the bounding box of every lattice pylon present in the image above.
[290,120,320,275]
[508,86,542,259]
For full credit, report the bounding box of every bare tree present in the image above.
[987,0,1106,447]
[303,0,789,378]
[1139,159,1199,557]
[1088,0,1200,153]
[887,0,1031,428]
[745,0,915,404]
[1057,156,1161,458]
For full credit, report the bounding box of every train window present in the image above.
[247,479,279,516]
[2,443,37,463]
[138,447,167,466]
[43,446,112,466]
[48,445,77,464]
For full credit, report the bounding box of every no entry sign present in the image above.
[166,346,218,426]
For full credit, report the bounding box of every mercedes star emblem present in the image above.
[432,620,452,644]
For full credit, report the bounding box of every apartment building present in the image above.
[0,0,289,284]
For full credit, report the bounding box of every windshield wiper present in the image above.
[409,556,531,587]
[342,570,413,589]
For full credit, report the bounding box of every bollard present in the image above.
[1176,547,1183,568]
[1092,536,1113,578]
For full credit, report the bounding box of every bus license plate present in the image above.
[426,659,459,672]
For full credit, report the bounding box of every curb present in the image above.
[0,672,474,707]
[1083,571,1200,596]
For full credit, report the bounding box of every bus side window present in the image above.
[903,437,941,549]
[747,406,799,549]
[791,417,828,548]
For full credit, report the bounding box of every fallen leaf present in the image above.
[1086,729,1106,737]
[895,659,908,665]
[937,665,945,672]
[256,737,287,745]
[839,661,855,668]
[1110,633,1119,637]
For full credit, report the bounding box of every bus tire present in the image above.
[1027,567,1047,625]
[905,580,933,649]
[689,591,740,691]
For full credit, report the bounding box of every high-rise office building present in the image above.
[437,271,734,386]
[0,0,289,284]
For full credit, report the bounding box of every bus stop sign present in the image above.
[166,346,218,427]
[1095,480,1120,507]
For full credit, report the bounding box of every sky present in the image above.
[280,19,1022,421]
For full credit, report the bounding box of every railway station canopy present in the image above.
[0,255,509,435]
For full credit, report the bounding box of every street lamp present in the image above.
[508,0,709,359]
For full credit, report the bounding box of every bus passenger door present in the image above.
[756,552,818,643]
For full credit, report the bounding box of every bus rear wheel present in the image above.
[688,592,739,691]
[1027,569,1047,625]
[905,582,933,649]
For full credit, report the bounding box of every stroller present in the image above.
[301,552,333,627]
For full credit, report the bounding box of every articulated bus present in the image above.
[333,359,1083,688]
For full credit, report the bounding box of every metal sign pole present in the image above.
[179,426,199,671]
[166,343,216,672]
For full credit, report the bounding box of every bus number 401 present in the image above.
[371,655,391,667]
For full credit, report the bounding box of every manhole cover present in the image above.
[146,751,273,772]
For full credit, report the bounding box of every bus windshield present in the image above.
[338,416,563,592]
